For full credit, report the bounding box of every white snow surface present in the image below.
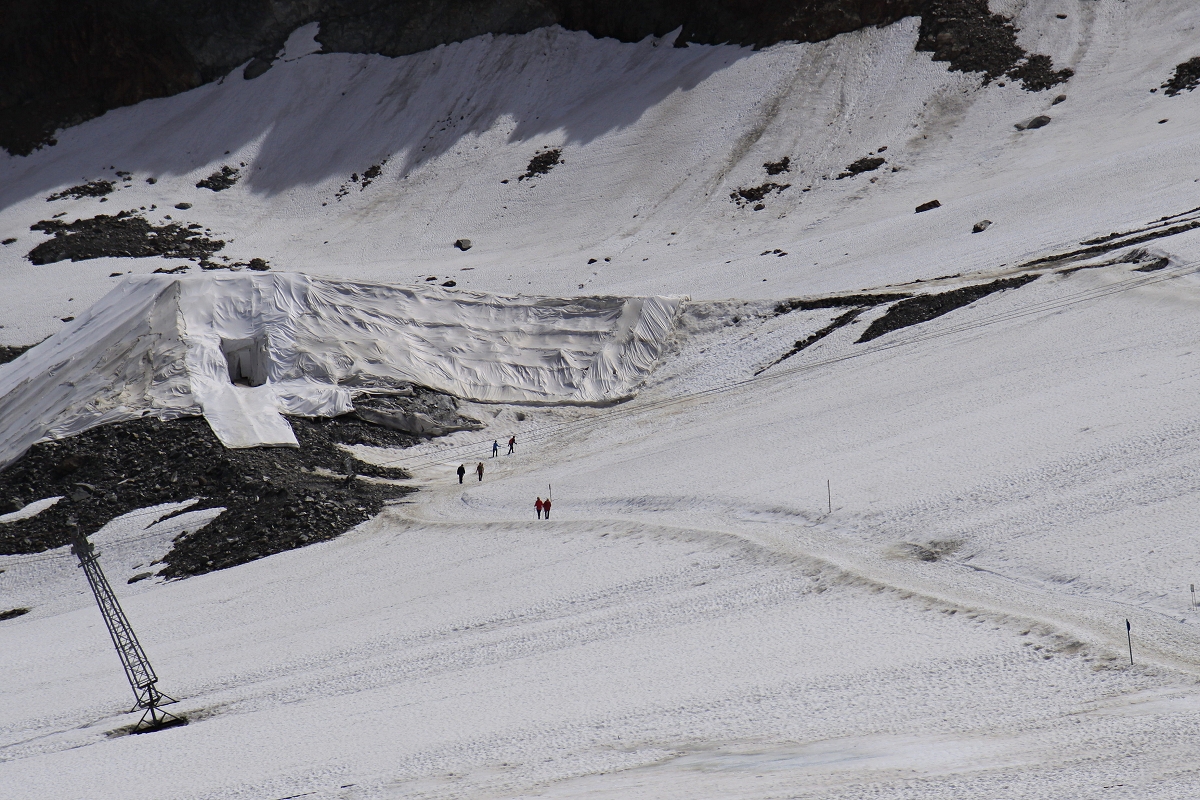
[0,273,679,461]
[4,1,1200,797]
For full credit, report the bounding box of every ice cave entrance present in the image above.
[220,336,269,387]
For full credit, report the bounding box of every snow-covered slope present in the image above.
[3,1,1200,345]
[4,1,1200,798]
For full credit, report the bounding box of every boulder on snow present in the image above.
[915,200,941,213]
[972,219,993,233]
[454,238,472,251]
[1015,115,1051,131]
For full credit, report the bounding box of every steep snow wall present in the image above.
[1,0,930,156]
[0,274,681,465]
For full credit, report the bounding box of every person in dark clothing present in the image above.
[476,462,484,481]
[535,497,543,519]
[543,498,551,519]
[457,464,466,484]
[507,435,516,455]
[492,440,499,457]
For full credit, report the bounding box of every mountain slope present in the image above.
[3,3,1200,798]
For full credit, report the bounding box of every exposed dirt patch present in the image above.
[26,211,225,265]
[106,715,189,738]
[519,148,562,181]
[916,0,1072,90]
[1162,57,1200,97]
[858,274,1038,343]
[837,156,885,179]
[47,180,115,202]
[196,165,240,191]
[895,539,963,562]
[0,607,30,621]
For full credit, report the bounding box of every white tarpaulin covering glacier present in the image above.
[0,273,681,466]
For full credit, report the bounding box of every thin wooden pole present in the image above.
[827,480,831,514]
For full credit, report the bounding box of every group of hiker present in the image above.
[458,436,517,483]
[455,434,552,519]
[456,462,484,483]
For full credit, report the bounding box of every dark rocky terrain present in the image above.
[856,274,1039,343]
[0,344,35,364]
[27,211,226,265]
[1,0,1074,156]
[0,387,479,578]
[1162,56,1200,97]
[520,148,563,181]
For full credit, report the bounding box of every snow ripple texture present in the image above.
[0,273,681,463]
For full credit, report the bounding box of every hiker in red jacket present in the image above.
[476,462,484,481]
[543,497,551,519]
[507,435,516,455]
[535,497,544,519]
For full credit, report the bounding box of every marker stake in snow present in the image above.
[827,480,831,515]
[1126,619,1133,666]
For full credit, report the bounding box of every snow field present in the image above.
[1,507,1191,799]
[2,0,1200,796]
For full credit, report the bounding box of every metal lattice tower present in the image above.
[69,525,183,731]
